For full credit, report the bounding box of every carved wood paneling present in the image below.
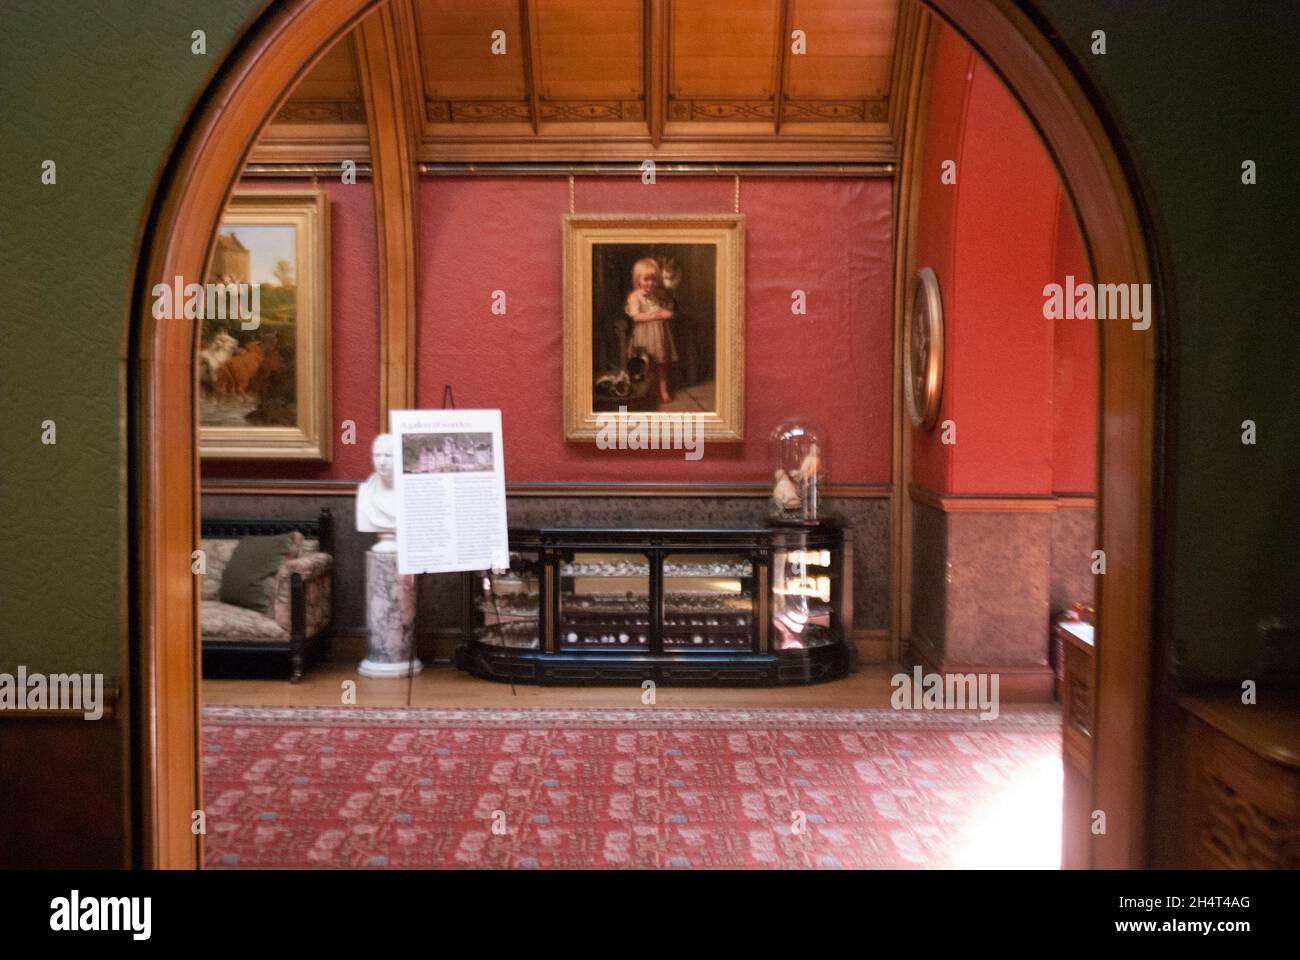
[1181,704,1300,869]
[275,99,367,123]
[1199,769,1297,869]
[540,100,644,121]
[272,33,365,123]
[670,100,775,121]
[447,99,531,122]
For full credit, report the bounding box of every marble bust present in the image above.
[356,432,419,678]
[356,433,398,539]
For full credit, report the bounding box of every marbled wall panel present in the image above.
[201,492,892,638]
[1051,506,1096,614]
[909,501,948,659]
[944,511,1053,666]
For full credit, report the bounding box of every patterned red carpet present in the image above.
[201,706,1062,869]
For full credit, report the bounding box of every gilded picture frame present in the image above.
[199,190,332,460]
[904,266,944,430]
[563,213,745,442]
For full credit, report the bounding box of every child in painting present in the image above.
[625,257,678,404]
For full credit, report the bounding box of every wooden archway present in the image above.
[134,0,1155,868]
[917,2,1157,870]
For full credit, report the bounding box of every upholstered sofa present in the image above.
[200,512,334,682]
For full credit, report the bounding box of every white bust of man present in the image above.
[356,433,398,538]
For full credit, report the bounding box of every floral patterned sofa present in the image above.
[200,511,334,682]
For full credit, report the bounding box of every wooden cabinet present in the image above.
[1057,620,1095,869]
[1178,697,1300,869]
[1058,621,1096,774]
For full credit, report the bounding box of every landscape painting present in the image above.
[199,190,331,460]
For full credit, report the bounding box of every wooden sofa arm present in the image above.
[272,554,333,682]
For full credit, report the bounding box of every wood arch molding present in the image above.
[925,0,1157,872]
[134,0,381,870]
[134,0,1155,868]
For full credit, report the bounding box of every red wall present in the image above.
[1050,189,1097,493]
[205,175,892,485]
[910,25,973,493]
[202,178,380,482]
[417,175,894,483]
[911,22,1096,496]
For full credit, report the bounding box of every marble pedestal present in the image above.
[358,536,422,678]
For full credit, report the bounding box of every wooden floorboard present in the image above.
[202,661,1056,712]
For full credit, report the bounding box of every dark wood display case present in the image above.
[456,522,853,686]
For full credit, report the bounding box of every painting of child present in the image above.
[625,257,679,404]
[588,241,717,413]
[564,214,744,442]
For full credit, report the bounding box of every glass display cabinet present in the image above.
[557,550,652,653]
[660,551,755,652]
[458,522,852,686]
[476,549,542,650]
[771,539,842,652]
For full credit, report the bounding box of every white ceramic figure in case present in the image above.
[769,418,829,521]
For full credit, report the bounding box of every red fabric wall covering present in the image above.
[416,175,894,484]
[948,62,1059,494]
[910,25,975,493]
[910,22,1096,496]
[1050,188,1097,494]
[201,178,381,482]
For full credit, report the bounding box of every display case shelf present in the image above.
[456,522,853,686]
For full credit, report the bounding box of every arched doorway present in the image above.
[132,0,1156,868]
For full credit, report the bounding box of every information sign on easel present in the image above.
[389,408,509,576]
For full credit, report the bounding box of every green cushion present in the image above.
[218,533,292,613]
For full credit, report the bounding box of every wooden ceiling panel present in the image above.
[414,0,527,101]
[293,36,362,102]
[252,0,918,164]
[273,34,364,123]
[534,0,644,101]
[670,0,782,100]
[786,0,898,100]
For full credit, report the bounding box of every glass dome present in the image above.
[768,418,829,522]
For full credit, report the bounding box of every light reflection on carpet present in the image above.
[201,706,1061,869]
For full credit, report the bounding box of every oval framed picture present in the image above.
[904,266,944,430]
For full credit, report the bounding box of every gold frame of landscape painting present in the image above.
[563,213,745,443]
[199,189,331,460]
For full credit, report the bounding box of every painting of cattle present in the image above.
[200,191,331,461]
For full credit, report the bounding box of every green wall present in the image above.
[0,1,1295,687]
[0,1,264,676]
[1032,0,1300,686]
